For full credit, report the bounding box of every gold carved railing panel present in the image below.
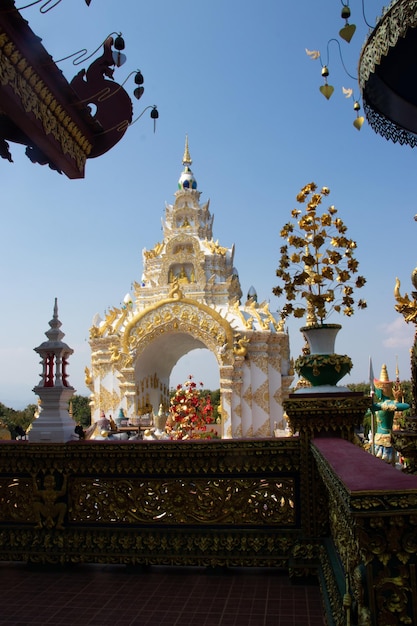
[0,439,303,569]
[69,477,296,525]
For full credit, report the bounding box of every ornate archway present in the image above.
[87,140,293,437]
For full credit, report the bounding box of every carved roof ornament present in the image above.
[0,0,158,177]
[306,0,417,141]
[178,135,197,191]
[182,134,192,166]
[358,0,417,146]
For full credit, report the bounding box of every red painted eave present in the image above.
[0,1,96,178]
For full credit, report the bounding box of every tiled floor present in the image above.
[0,563,325,626]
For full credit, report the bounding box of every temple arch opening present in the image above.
[171,348,219,392]
[133,331,218,415]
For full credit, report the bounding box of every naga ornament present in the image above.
[70,37,133,158]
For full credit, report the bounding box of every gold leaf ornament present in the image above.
[320,84,334,100]
[339,23,356,43]
[353,116,365,131]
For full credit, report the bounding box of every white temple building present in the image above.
[87,139,293,437]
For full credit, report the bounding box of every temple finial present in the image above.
[182,135,192,166]
[379,364,389,382]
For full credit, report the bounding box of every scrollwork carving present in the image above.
[69,477,296,526]
[0,31,91,171]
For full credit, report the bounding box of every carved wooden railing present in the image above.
[312,437,417,626]
[0,439,306,568]
[2,424,416,625]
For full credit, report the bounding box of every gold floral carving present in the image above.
[91,358,112,377]
[0,477,34,523]
[245,424,254,438]
[69,476,296,525]
[249,352,269,375]
[0,440,302,568]
[295,353,352,378]
[98,385,120,414]
[121,298,234,358]
[254,418,271,438]
[0,32,92,171]
[243,384,253,407]
[313,441,417,625]
[268,355,282,373]
[273,387,285,406]
[252,380,270,413]
[233,402,242,418]
[317,545,346,626]
[285,394,371,437]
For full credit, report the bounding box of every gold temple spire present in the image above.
[379,364,390,382]
[182,135,192,166]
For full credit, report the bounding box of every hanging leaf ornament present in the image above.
[320,84,334,99]
[339,23,356,43]
[353,116,365,130]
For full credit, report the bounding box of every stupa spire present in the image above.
[182,134,192,166]
[30,299,76,442]
[45,297,64,343]
[178,135,197,191]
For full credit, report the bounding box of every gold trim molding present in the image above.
[0,30,92,173]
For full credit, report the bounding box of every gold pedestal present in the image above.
[284,392,372,440]
[392,415,417,473]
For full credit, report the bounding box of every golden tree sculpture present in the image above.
[273,182,367,326]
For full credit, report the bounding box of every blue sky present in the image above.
[2,0,416,409]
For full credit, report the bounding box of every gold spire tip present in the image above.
[182,134,192,166]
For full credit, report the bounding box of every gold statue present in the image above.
[394,273,417,411]
[394,276,417,323]
[178,266,189,284]
[110,344,122,363]
[32,473,67,530]
[85,366,93,386]
[233,335,249,357]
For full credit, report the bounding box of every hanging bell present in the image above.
[320,65,333,98]
[114,34,125,51]
[353,98,364,129]
[134,70,144,85]
[150,106,159,133]
[341,5,351,19]
[134,86,144,100]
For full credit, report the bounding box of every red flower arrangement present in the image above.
[168,375,217,439]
